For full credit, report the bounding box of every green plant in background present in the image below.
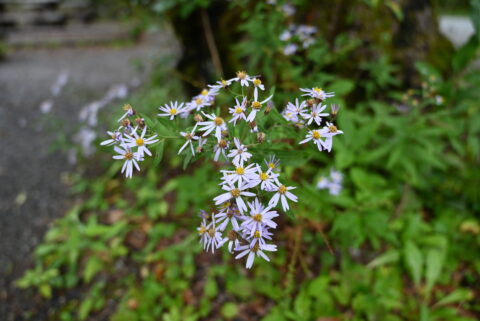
[16,0,480,320]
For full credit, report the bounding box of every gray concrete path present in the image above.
[0,27,178,320]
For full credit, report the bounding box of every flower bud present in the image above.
[194,114,203,122]
[257,132,266,143]
[135,117,145,127]
[249,120,257,130]
[306,99,315,106]
[330,104,340,117]
[122,118,131,127]
[264,100,274,115]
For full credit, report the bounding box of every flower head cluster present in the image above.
[280,24,317,55]
[317,169,343,196]
[100,104,158,178]
[198,152,297,268]
[282,88,343,152]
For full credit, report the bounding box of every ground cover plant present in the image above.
[17,0,480,320]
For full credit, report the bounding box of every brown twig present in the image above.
[200,8,224,77]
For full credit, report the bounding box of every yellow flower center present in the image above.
[254,230,261,238]
[278,185,287,194]
[208,228,215,237]
[185,133,192,140]
[252,101,262,109]
[136,138,144,146]
[214,117,224,126]
[312,130,321,139]
[219,139,228,148]
[328,125,337,133]
[201,89,209,96]
[314,87,323,93]
[199,226,206,235]
[235,107,243,114]
[268,162,276,169]
[252,243,260,252]
[236,71,247,79]
[260,172,269,181]
[195,98,203,105]
[230,188,241,198]
[221,79,228,87]
[123,104,132,111]
[169,108,177,115]
[221,202,231,209]
[253,79,262,86]
[235,167,245,175]
[253,213,262,222]
[124,152,133,160]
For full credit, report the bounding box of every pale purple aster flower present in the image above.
[264,155,280,172]
[316,176,330,189]
[158,101,185,120]
[215,204,242,231]
[221,163,257,186]
[320,122,344,152]
[247,164,280,190]
[299,129,326,152]
[252,78,265,97]
[279,30,292,41]
[235,242,277,269]
[118,104,135,122]
[213,181,255,214]
[300,103,329,125]
[202,216,223,253]
[247,226,274,248]
[330,169,343,184]
[286,98,307,116]
[268,182,297,211]
[227,138,252,167]
[100,130,123,146]
[241,198,278,237]
[112,146,143,178]
[282,3,295,16]
[209,78,233,90]
[198,218,209,249]
[300,87,334,100]
[213,139,230,162]
[198,112,227,142]
[124,126,159,157]
[229,97,247,125]
[246,89,273,122]
[230,71,254,87]
[283,43,298,55]
[178,131,199,155]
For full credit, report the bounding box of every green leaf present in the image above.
[434,289,474,307]
[329,79,355,95]
[367,250,400,268]
[425,248,446,295]
[221,302,238,319]
[83,256,103,283]
[404,241,423,286]
[154,140,165,166]
[452,38,479,72]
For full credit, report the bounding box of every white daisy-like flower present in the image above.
[247,164,280,190]
[321,122,344,152]
[300,87,334,100]
[198,218,210,249]
[100,130,123,146]
[228,97,247,125]
[252,78,265,97]
[268,182,297,211]
[194,88,218,104]
[246,89,273,122]
[241,198,278,237]
[118,104,135,122]
[124,126,159,157]
[220,163,257,186]
[285,98,307,116]
[215,204,242,231]
[235,242,277,269]
[227,138,252,167]
[187,96,210,112]
[202,216,223,253]
[283,43,298,55]
[178,131,199,155]
[213,181,255,214]
[209,78,232,90]
[246,226,274,248]
[282,109,300,123]
[299,129,326,152]
[112,146,143,179]
[230,70,254,87]
[213,139,230,162]
[300,103,329,125]
[264,155,280,172]
[197,112,227,142]
[158,101,185,120]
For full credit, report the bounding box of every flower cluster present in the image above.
[280,24,317,55]
[198,151,297,268]
[100,104,158,178]
[317,169,343,196]
[282,87,343,152]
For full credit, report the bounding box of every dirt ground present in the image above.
[0,29,178,320]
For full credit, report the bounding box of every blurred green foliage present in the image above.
[17,0,480,320]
